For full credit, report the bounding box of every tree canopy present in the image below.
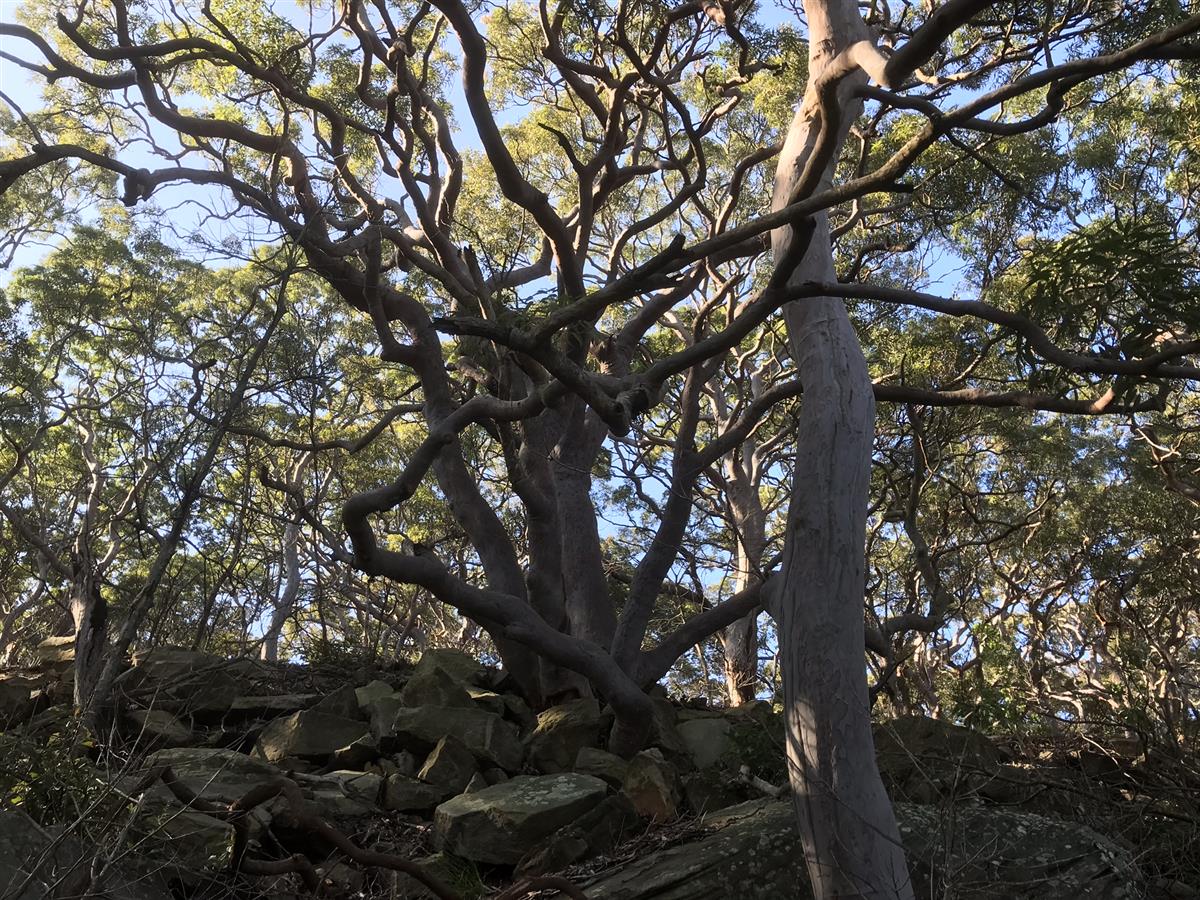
[2,1,1199,895]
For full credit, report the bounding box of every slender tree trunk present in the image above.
[70,559,107,713]
[261,514,302,662]
[721,469,766,705]
[771,2,912,896]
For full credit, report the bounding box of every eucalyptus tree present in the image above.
[0,223,297,710]
[5,0,1200,896]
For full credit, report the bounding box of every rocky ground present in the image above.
[1,641,1197,899]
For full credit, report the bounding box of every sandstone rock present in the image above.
[680,770,750,815]
[319,770,385,805]
[383,705,524,772]
[517,794,638,877]
[574,747,629,788]
[117,648,239,717]
[141,747,278,806]
[466,687,508,717]
[677,717,731,770]
[577,799,1140,900]
[419,735,478,795]
[646,697,689,757]
[34,635,76,664]
[0,809,171,900]
[327,733,381,770]
[124,709,193,746]
[253,709,371,763]
[384,774,448,812]
[400,665,475,709]
[622,750,680,822]
[135,808,236,872]
[527,698,607,773]
[0,680,34,724]
[355,679,399,710]
[874,715,1001,803]
[146,746,278,782]
[434,773,609,864]
[463,772,490,794]
[228,693,319,718]
[391,853,480,900]
[414,648,489,686]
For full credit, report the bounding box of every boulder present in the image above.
[0,680,34,724]
[0,809,171,900]
[680,770,750,815]
[355,679,399,711]
[418,736,478,795]
[434,773,609,864]
[228,694,319,719]
[391,852,482,900]
[400,665,475,709]
[527,698,608,773]
[140,747,278,805]
[874,715,1001,803]
[383,705,524,772]
[516,794,637,877]
[622,750,680,822]
[318,770,385,805]
[253,709,371,764]
[677,717,731,770]
[34,635,76,664]
[576,799,1139,900]
[124,709,193,747]
[327,732,381,770]
[134,808,236,872]
[117,648,240,717]
[574,747,629,788]
[466,687,509,717]
[384,774,449,812]
[646,698,689,757]
[414,648,489,686]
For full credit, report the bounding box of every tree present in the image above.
[3,1,1200,896]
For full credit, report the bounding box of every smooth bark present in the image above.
[770,1,912,896]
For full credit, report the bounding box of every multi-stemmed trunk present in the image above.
[771,1,912,896]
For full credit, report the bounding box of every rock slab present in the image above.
[434,773,609,864]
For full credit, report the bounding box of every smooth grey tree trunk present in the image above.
[261,513,302,662]
[720,454,766,705]
[770,1,913,896]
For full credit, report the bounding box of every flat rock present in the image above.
[434,773,609,864]
[34,635,76,664]
[575,799,1140,899]
[253,709,371,763]
[228,694,319,718]
[124,709,193,746]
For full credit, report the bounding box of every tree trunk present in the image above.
[261,514,302,662]
[70,559,107,714]
[721,463,766,705]
[771,2,912,896]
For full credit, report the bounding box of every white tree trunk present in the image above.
[262,515,302,662]
[771,1,912,896]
